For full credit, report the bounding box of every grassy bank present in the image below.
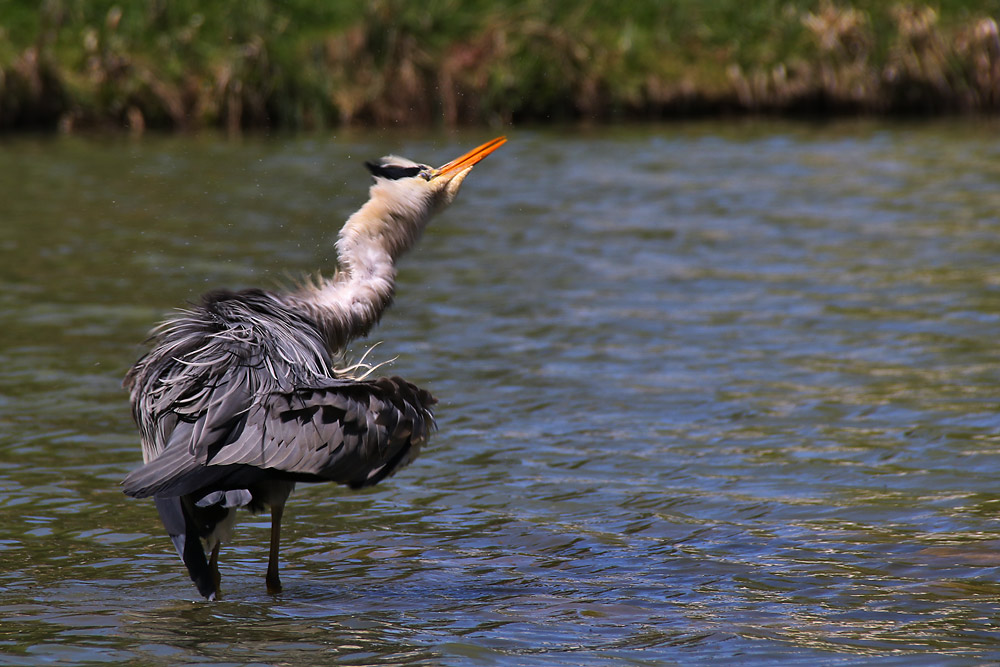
[1,0,999,132]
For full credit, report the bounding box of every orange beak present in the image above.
[433,136,507,179]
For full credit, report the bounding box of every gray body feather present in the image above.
[123,288,434,597]
[124,289,434,499]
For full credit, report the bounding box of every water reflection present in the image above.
[1,122,999,664]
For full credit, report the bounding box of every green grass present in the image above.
[1,0,999,131]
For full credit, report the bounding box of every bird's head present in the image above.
[341,136,506,262]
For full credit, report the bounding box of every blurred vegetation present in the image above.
[0,0,999,132]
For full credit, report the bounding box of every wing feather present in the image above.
[123,289,435,500]
[123,376,435,498]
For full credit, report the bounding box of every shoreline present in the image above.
[2,1,998,133]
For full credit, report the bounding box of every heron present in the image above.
[122,136,507,600]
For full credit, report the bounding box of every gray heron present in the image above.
[122,136,507,599]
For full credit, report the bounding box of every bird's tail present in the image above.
[154,496,217,600]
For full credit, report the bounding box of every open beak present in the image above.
[433,136,507,179]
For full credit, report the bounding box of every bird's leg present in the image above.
[209,542,222,600]
[266,501,284,595]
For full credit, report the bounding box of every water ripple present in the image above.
[1,123,999,664]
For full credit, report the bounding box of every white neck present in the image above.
[290,194,428,351]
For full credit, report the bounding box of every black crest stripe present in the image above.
[364,162,422,180]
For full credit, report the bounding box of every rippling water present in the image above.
[1,122,999,665]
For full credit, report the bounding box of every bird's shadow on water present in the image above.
[115,574,767,666]
[123,567,556,616]
[115,574,570,664]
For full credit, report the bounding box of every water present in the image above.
[1,122,999,665]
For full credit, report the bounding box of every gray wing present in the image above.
[123,289,434,499]
[125,289,334,464]
[122,376,436,498]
